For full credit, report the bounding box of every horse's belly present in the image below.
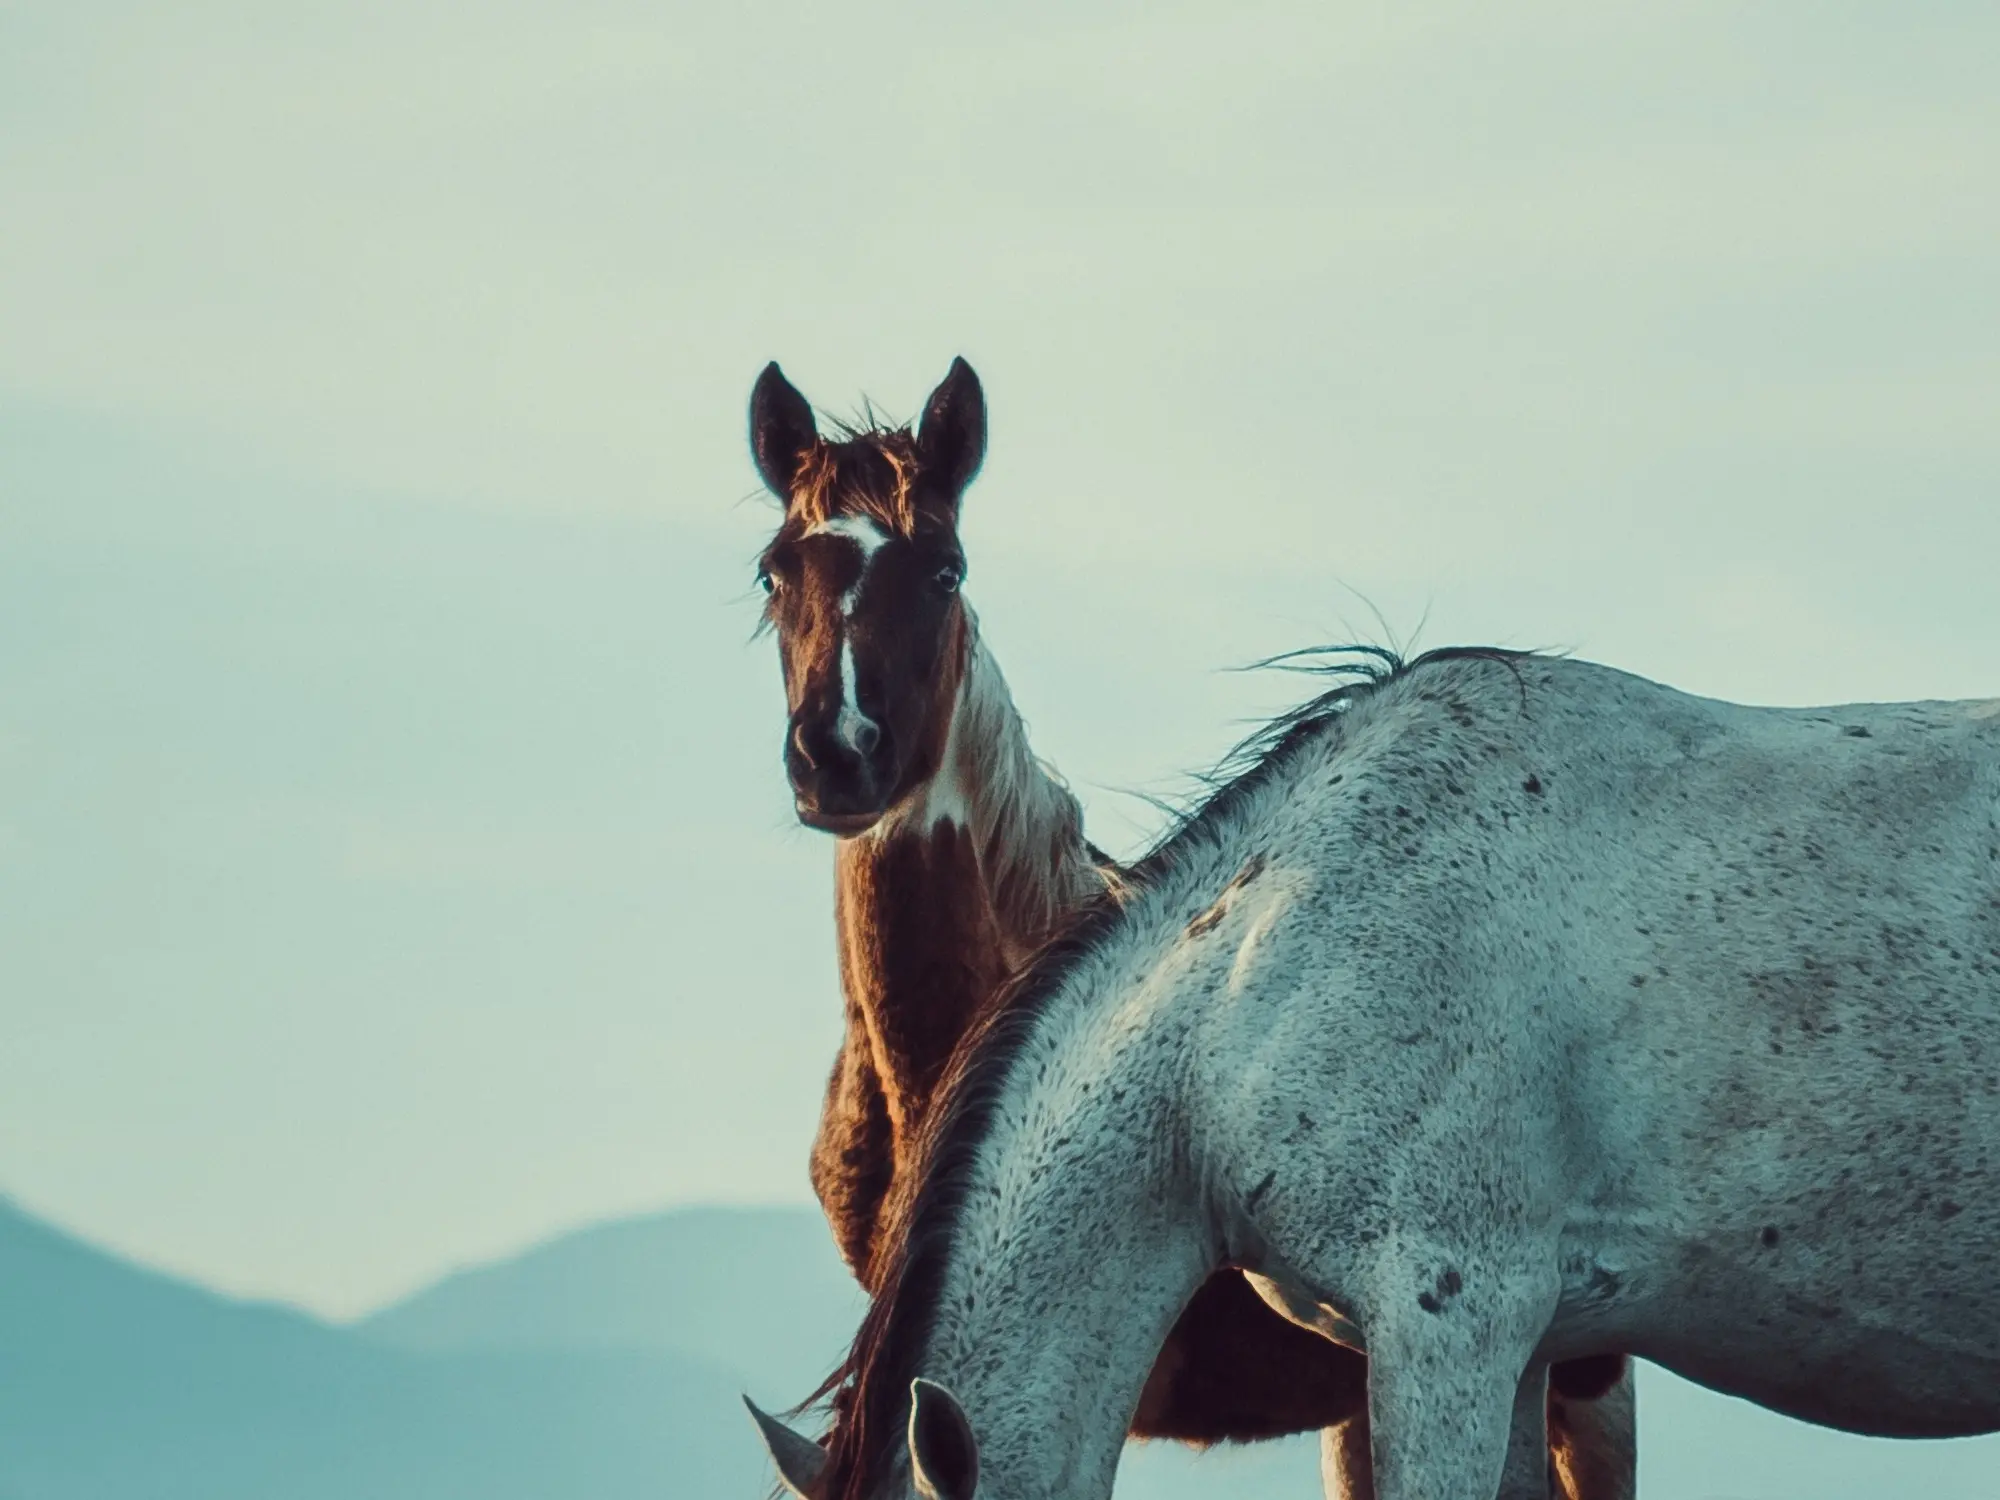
[1649,1331,2000,1438]
[1630,1269,2000,1438]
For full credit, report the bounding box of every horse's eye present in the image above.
[757,567,777,595]
[934,563,963,594]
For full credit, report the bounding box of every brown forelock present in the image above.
[806,646,1544,1494]
[784,428,937,536]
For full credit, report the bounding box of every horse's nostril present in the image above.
[791,720,821,772]
[852,719,881,757]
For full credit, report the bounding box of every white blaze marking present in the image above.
[804,513,890,562]
[836,635,874,754]
[804,515,889,754]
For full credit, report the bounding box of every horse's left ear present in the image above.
[908,1377,979,1500]
[915,357,987,502]
[743,1396,827,1498]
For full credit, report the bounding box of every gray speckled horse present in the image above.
[751,648,2000,1500]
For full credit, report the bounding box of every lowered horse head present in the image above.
[750,357,987,837]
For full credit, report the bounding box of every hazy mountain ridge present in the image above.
[10,1194,2000,1499]
[350,1202,1325,1495]
[357,1204,865,1403]
[0,1196,764,1499]
[0,1194,1322,1498]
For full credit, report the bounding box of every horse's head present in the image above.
[747,1379,981,1500]
[749,358,986,836]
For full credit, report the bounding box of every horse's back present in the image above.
[1185,654,2000,1434]
[1365,657,2000,1433]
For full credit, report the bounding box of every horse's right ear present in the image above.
[750,362,819,500]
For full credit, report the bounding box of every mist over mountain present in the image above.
[0,1192,1324,1498]
[353,1203,1326,1496]
[9,1192,2000,1499]
[0,1196,761,1499]
[358,1204,867,1402]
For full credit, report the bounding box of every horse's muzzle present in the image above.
[786,715,892,834]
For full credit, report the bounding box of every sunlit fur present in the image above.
[879,621,1110,965]
[800,649,2000,1500]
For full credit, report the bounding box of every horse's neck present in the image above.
[914,626,1108,960]
[910,982,1210,1497]
[835,627,1106,1131]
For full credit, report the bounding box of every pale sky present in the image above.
[4,0,1997,1355]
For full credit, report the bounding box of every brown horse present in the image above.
[747,357,1632,1496]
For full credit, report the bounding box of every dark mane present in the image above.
[808,644,1531,1500]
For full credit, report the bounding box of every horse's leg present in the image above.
[1329,1363,1620,1500]
[1361,1271,1555,1500]
[1319,1416,1375,1500]
[1549,1365,1636,1500]
[1495,1365,1555,1500]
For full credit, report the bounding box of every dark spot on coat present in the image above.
[1761,1226,1781,1248]
[1522,774,1543,795]
[1245,1171,1277,1211]
[1940,1199,1964,1220]
[1844,725,1872,738]
[1418,1267,1463,1313]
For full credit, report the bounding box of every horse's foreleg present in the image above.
[1328,1363,1619,1500]
[1361,1275,1555,1500]
[1496,1365,1556,1500]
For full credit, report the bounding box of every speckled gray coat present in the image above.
[759,652,2000,1500]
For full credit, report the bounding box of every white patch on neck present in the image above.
[896,636,994,839]
[873,617,1108,954]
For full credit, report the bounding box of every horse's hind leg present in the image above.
[1549,1364,1636,1500]
[1320,1416,1374,1499]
